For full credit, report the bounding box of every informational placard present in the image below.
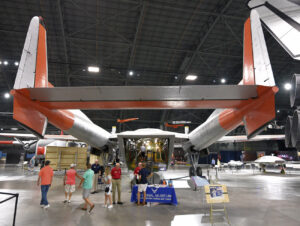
[204,184,229,204]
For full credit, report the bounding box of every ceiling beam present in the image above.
[57,0,70,86]
[177,0,234,84]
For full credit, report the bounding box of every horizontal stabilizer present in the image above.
[28,85,258,101]
[14,85,260,110]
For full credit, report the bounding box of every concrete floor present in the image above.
[1,166,300,226]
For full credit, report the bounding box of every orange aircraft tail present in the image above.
[12,16,49,137]
[241,11,277,139]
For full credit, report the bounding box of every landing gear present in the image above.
[189,166,195,177]
[196,166,202,177]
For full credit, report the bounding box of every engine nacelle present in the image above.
[290,74,300,108]
[285,116,293,148]
[291,110,300,147]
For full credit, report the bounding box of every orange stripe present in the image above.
[243,18,255,85]
[0,141,14,144]
[35,24,48,88]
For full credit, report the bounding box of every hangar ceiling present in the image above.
[0,0,298,135]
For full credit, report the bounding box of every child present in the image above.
[103,166,113,209]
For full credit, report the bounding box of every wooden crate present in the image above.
[45,146,88,171]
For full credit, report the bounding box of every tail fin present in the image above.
[12,16,48,137]
[242,10,277,138]
[243,10,275,86]
[14,16,48,89]
[248,0,300,60]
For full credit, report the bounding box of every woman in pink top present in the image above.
[63,164,82,203]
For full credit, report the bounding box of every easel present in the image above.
[204,184,231,225]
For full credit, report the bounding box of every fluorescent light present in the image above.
[3,61,8,65]
[87,66,100,73]
[185,75,197,81]
[129,70,134,76]
[14,61,19,66]
[4,93,10,99]
[221,78,226,83]
[284,83,292,90]
[11,128,18,131]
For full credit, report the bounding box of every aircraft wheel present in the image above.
[196,167,202,177]
[189,167,195,177]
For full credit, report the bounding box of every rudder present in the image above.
[14,16,48,89]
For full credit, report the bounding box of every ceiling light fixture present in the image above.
[11,128,18,131]
[221,78,226,84]
[129,70,134,76]
[284,83,292,90]
[277,110,280,113]
[14,61,19,66]
[185,75,197,81]
[3,61,8,66]
[0,61,2,65]
[4,93,10,99]
[87,66,100,73]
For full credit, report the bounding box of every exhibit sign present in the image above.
[205,184,229,204]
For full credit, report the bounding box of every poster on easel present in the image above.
[205,184,229,204]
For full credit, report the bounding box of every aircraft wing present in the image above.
[0,133,78,141]
[216,134,285,143]
[0,133,37,139]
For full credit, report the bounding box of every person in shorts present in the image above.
[79,163,95,213]
[137,163,153,206]
[63,164,82,203]
[103,166,113,209]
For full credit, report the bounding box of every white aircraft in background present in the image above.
[6,0,299,176]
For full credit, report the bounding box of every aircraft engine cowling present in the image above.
[285,116,293,148]
[291,110,300,147]
[290,74,300,108]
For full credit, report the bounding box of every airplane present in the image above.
[8,0,299,177]
[255,155,286,173]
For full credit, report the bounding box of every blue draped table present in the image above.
[131,185,178,205]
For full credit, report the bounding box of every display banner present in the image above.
[131,185,178,205]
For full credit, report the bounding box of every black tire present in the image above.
[189,166,195,177]
[196,167,202,177]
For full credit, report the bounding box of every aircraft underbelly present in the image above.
[189,113,241,150]
[65,116,110,148]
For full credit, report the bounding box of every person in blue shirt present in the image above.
[211,158,216,167]
[79,163,95,213]
[91,160,102,194]
[137,163,153,206]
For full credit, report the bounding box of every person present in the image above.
[140,145,146,161]
[137,163,153,206]
[91,160,101,194]
[211,158,216,167]
[103,166,113,209]
[131,162,142,190]
[79,163,95,213]
[63,163,82,203]
[37,160,53,209]
[29,156,35,171]
[111,163,123,204]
